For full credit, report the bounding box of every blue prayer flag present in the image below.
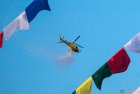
[72,91,76,94]
[25,0,51,22]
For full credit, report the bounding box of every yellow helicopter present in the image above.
[58,35,83,53]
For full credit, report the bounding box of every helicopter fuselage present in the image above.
[62,40,80,53]
[67,42,79,53]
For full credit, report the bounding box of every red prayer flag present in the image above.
[0,32,4,48]
[107,48,130,74]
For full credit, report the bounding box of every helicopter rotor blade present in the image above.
[75,43,83,48]
[73,36,80,43]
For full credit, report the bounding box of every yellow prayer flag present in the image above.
[76,77,92,94]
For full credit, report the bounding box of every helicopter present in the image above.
[58,35,83,53]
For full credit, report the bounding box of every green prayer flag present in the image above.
[92,63,112,90]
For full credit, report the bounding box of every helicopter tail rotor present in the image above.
[58,34,65,43]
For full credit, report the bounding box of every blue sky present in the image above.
[0,0,140,94]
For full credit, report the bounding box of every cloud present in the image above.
[15,35,76,64]
[57,51,75,64]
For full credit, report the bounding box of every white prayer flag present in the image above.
[124,32,140,53]
[3,11,29,40]
[133,87,140,94]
